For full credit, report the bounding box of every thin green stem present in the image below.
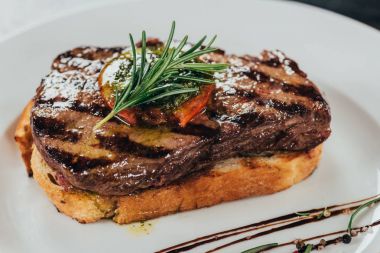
[241,243,278,253]
[93,110,118,129]
[348,197,380,232]
[304,244,313,253]
[295,212,311,217]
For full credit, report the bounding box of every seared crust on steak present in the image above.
[30,41,331,195]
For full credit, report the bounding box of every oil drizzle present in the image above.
[127,221,155,235]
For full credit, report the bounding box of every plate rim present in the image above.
[1,0,380,45]
[1,1,380,252]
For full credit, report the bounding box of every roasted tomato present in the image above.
[98,59,138,125]
[174,85,214,127]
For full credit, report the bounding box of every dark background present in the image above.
[291,0,380,29]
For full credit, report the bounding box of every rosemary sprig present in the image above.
[95,21,228,128]
[304,244,313,253]
[347,196,380,232]
[242,196,380,253]
[241,243,278,253]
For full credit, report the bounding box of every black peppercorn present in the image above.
[296,241,305,250]
[298,245,307,253]
[342,234,352,244]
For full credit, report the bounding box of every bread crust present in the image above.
[14,100,34,176]
[18,102,322,224]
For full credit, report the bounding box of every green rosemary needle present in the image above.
[241,196,380,253]
[347,196,380,233]
[295,212,311,217]
[94,21,228,129]
[304,244,313,253]
[241,243,278,253]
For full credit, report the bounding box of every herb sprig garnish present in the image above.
[241,243,278,253]
[94,21,228,129]
[242,196,380,253]
[347,196,380,233]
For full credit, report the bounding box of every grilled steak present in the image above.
[31,41,331,195]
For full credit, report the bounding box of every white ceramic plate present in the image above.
[1,0,380,252]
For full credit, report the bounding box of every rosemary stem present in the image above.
[94,110,118,129]
[348,196,380,232]
[241,243,278,253]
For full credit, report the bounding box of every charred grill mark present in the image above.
[243,69,270,83]
[46,147,113,173]
[262,58,281,67]
[59,129,81,142]
[283,58,307,77]
[260,53,306,77]
[35,96,69,105]
[70,100,111,118]
[32,116,81,143]
[229,112,266,126]
[273,130,288,144]
[257,99,309,116]
[55,47,123,62]
[235,89,259,99]
[217,87,259,101]
[213,112,266,127]
[136,38,163,48]
[52,47,123,73]
[95,134,170,158]
[33,116,65,134]
[213,48,226,55]
[35,98,112,118]
[281,83,325,102]
[243,70,324,102]
[172,124,220,137]
[93,47,124,57]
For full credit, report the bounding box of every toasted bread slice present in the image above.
[17,102,322,224]
[14,100,34,176]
